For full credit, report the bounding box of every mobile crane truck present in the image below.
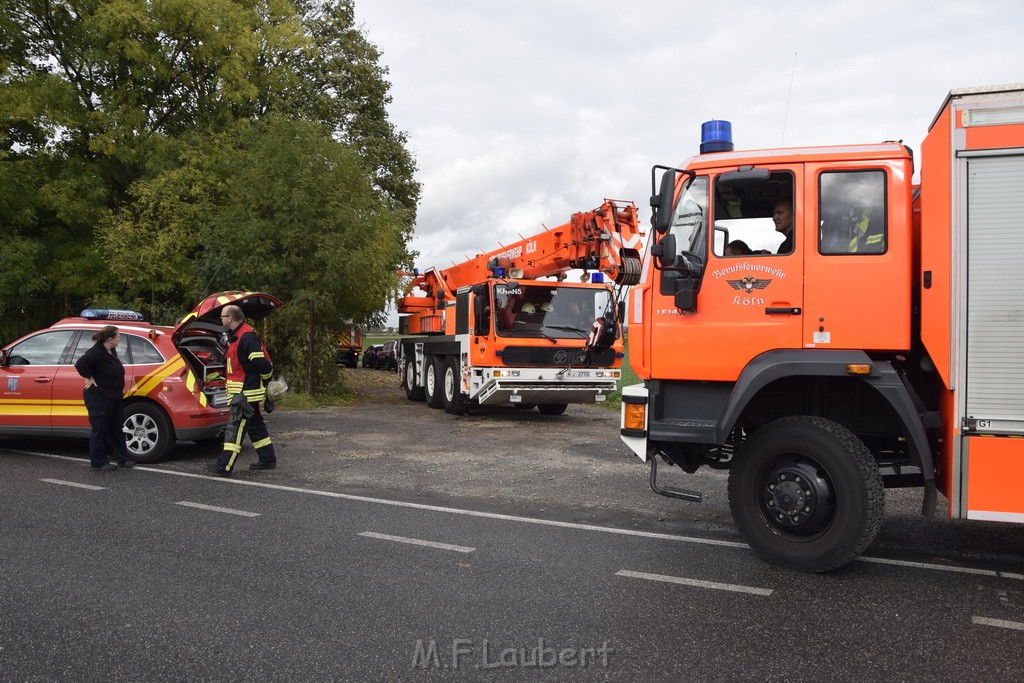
[620,83,1024,571]
[399,200,643,415]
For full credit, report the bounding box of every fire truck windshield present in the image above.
[493,284,610,339]
[669,175,709,261]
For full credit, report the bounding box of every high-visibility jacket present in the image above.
[225,322,273,403]
[848,211,883,253]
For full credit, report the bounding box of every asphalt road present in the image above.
[2,369,1023,681]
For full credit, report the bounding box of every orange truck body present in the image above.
[621,84,1024,570]
[335,323,363,368]
[398,200,644,414]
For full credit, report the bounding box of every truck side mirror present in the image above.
[674,287,697,311]
[653,170,677,235]
[650,234,677,267]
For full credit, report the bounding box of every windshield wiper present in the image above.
[537,329,558,344]
[543,324,588,338]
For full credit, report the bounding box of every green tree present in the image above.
[1,0,419,389]
[104,116,408,389]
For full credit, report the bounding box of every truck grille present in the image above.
[500,346,615,367]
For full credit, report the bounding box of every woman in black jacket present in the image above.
[74,325,135,471]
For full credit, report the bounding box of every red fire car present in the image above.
[0,291,281,463]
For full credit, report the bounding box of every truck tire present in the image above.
[123,402,175,464]
[442,356,469,415]
[424,357,444,409]
[727,415,884,572]
[403,358,425,401]
[537,403,568,416]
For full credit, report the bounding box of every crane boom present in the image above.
[399,199,643,335]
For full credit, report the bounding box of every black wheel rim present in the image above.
[758,453,836,539]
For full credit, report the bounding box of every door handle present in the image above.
[34,377,52,383]
[765,307,801,315]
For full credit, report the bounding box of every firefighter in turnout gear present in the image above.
[206,305,277,476]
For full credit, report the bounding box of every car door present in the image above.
[49,330,94,431]
[0,330,76,434]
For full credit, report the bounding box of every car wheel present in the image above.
[424,357,444,409]
[537,403,568,416]
[727,416,884,572]
[123,402,175,463]
[442,356,469,415]
[403,357,425,401]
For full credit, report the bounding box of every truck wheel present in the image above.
[348,357,358,369]
[442,356,469,415]
[424,357,444,409]
[123,402,175,463]
[403,358,425,401]
[537,403,568,416]
[727,416,884,572]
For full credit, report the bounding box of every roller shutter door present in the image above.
[965,154,1024,433]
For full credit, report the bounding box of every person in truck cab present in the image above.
[725,239,752,256]
[773,198,795,254]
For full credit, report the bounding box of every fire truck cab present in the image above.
[622,84,1024,571]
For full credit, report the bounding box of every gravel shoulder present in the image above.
[267,366,740,535]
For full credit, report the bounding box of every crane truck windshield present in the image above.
[493,284,610,338]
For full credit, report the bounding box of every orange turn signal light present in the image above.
[624,403,646,431]
[846,364,872,375]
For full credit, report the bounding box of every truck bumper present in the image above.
[474,367,619,406]
[619,382,649,461]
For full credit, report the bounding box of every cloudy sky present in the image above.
[354,0,1024,318]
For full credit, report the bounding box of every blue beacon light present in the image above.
[700,120,734,154]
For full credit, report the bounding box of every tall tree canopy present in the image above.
[0,0,418,388]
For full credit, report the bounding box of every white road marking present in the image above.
[39,478,105,491]
[174,501,261,518]
[17,449,748,548]
[11,449,1024,581]
[858,556,1024,581]
[972,616,1024,631]
[616,569,773,596]
[359,531,475,553]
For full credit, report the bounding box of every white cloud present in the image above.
[356,0,1024,324]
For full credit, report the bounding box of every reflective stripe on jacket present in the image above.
[225,322,273,402]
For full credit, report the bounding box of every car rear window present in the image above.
[127,334,165,364]
[69,332,94,364]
